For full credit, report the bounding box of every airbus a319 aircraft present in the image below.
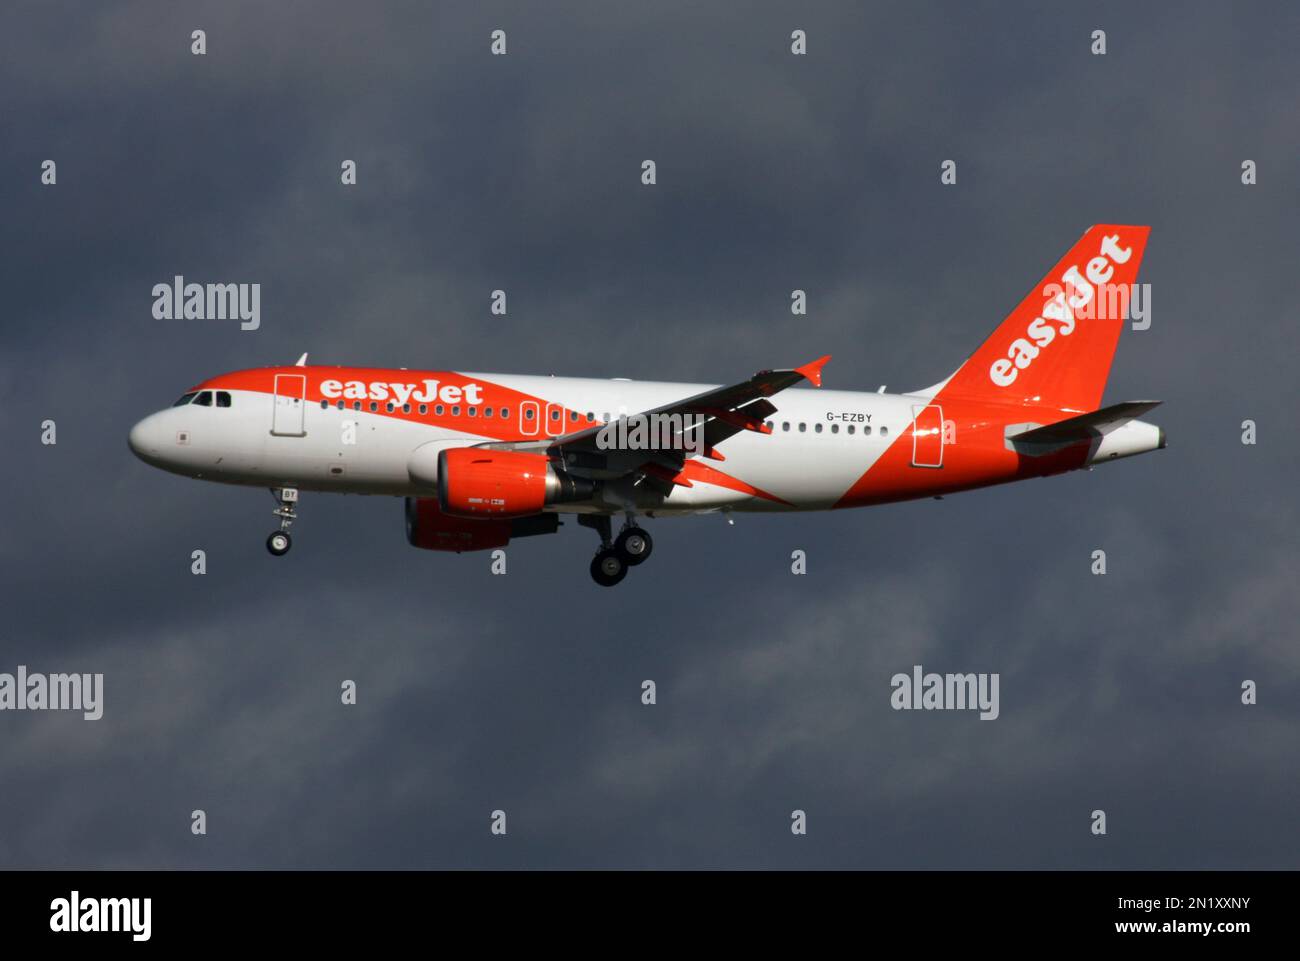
[129,225,1164,585]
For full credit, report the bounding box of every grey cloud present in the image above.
[0,0,1296,868]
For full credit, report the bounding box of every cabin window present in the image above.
[831,423,839,434]
[419,404,428,415]
[815,423,823,433]
[879,426,888,437]
[847,424,855,435]
[369,402,378,412]
[500,407,510,419]
[386,402,395,413]
[525,408,535,420]
[451,406,461,416]
[468,407,477,417]
[435,405,444,416]
[402,403,411,414]
[782,422,790,431]
[798,422,806,432]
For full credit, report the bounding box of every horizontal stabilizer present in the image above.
[1007,401,1162,453]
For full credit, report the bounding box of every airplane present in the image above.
[128,224,1164,586]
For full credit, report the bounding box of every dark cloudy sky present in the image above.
[1,1,1296,868]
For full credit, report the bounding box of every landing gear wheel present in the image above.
[267,487,299,556]
[590,548,627,587]
[615,527,653,566]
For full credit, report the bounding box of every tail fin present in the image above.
[936,225,1150,411]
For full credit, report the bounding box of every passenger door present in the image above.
[271,374,307,437]
[910,404,944,468]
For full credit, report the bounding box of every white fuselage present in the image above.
[128,371,920,514]
[128,363,1164,521]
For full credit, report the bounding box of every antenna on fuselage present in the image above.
[294,352,309,367]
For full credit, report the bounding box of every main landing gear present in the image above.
[582,514,654,587]
[266,487,298,556]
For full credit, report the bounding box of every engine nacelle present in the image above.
[405,496,511,552]
[405,497,562,553]
[437,448,594,518]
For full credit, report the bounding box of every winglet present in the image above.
[294,352,309,367]
[795,355,831,388]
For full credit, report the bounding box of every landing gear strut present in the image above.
[580,514,653,586]
[581,514,624,587]
[266,487,298,556]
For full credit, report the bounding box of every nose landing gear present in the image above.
[266,487,298,556]
[581,514,654,586]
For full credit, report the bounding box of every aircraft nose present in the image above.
[128,413,166,464]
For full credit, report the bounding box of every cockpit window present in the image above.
[193,391,213,407]
[172,392,198,407]
[216,391,232,408]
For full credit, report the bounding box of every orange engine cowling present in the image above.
[405,497,561,552]
[405,496,511,552]
[437,448,594,518]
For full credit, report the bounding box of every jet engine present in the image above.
[437,448,595,518]
[405,496,558,553]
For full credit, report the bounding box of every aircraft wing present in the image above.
[481,356,830,494]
